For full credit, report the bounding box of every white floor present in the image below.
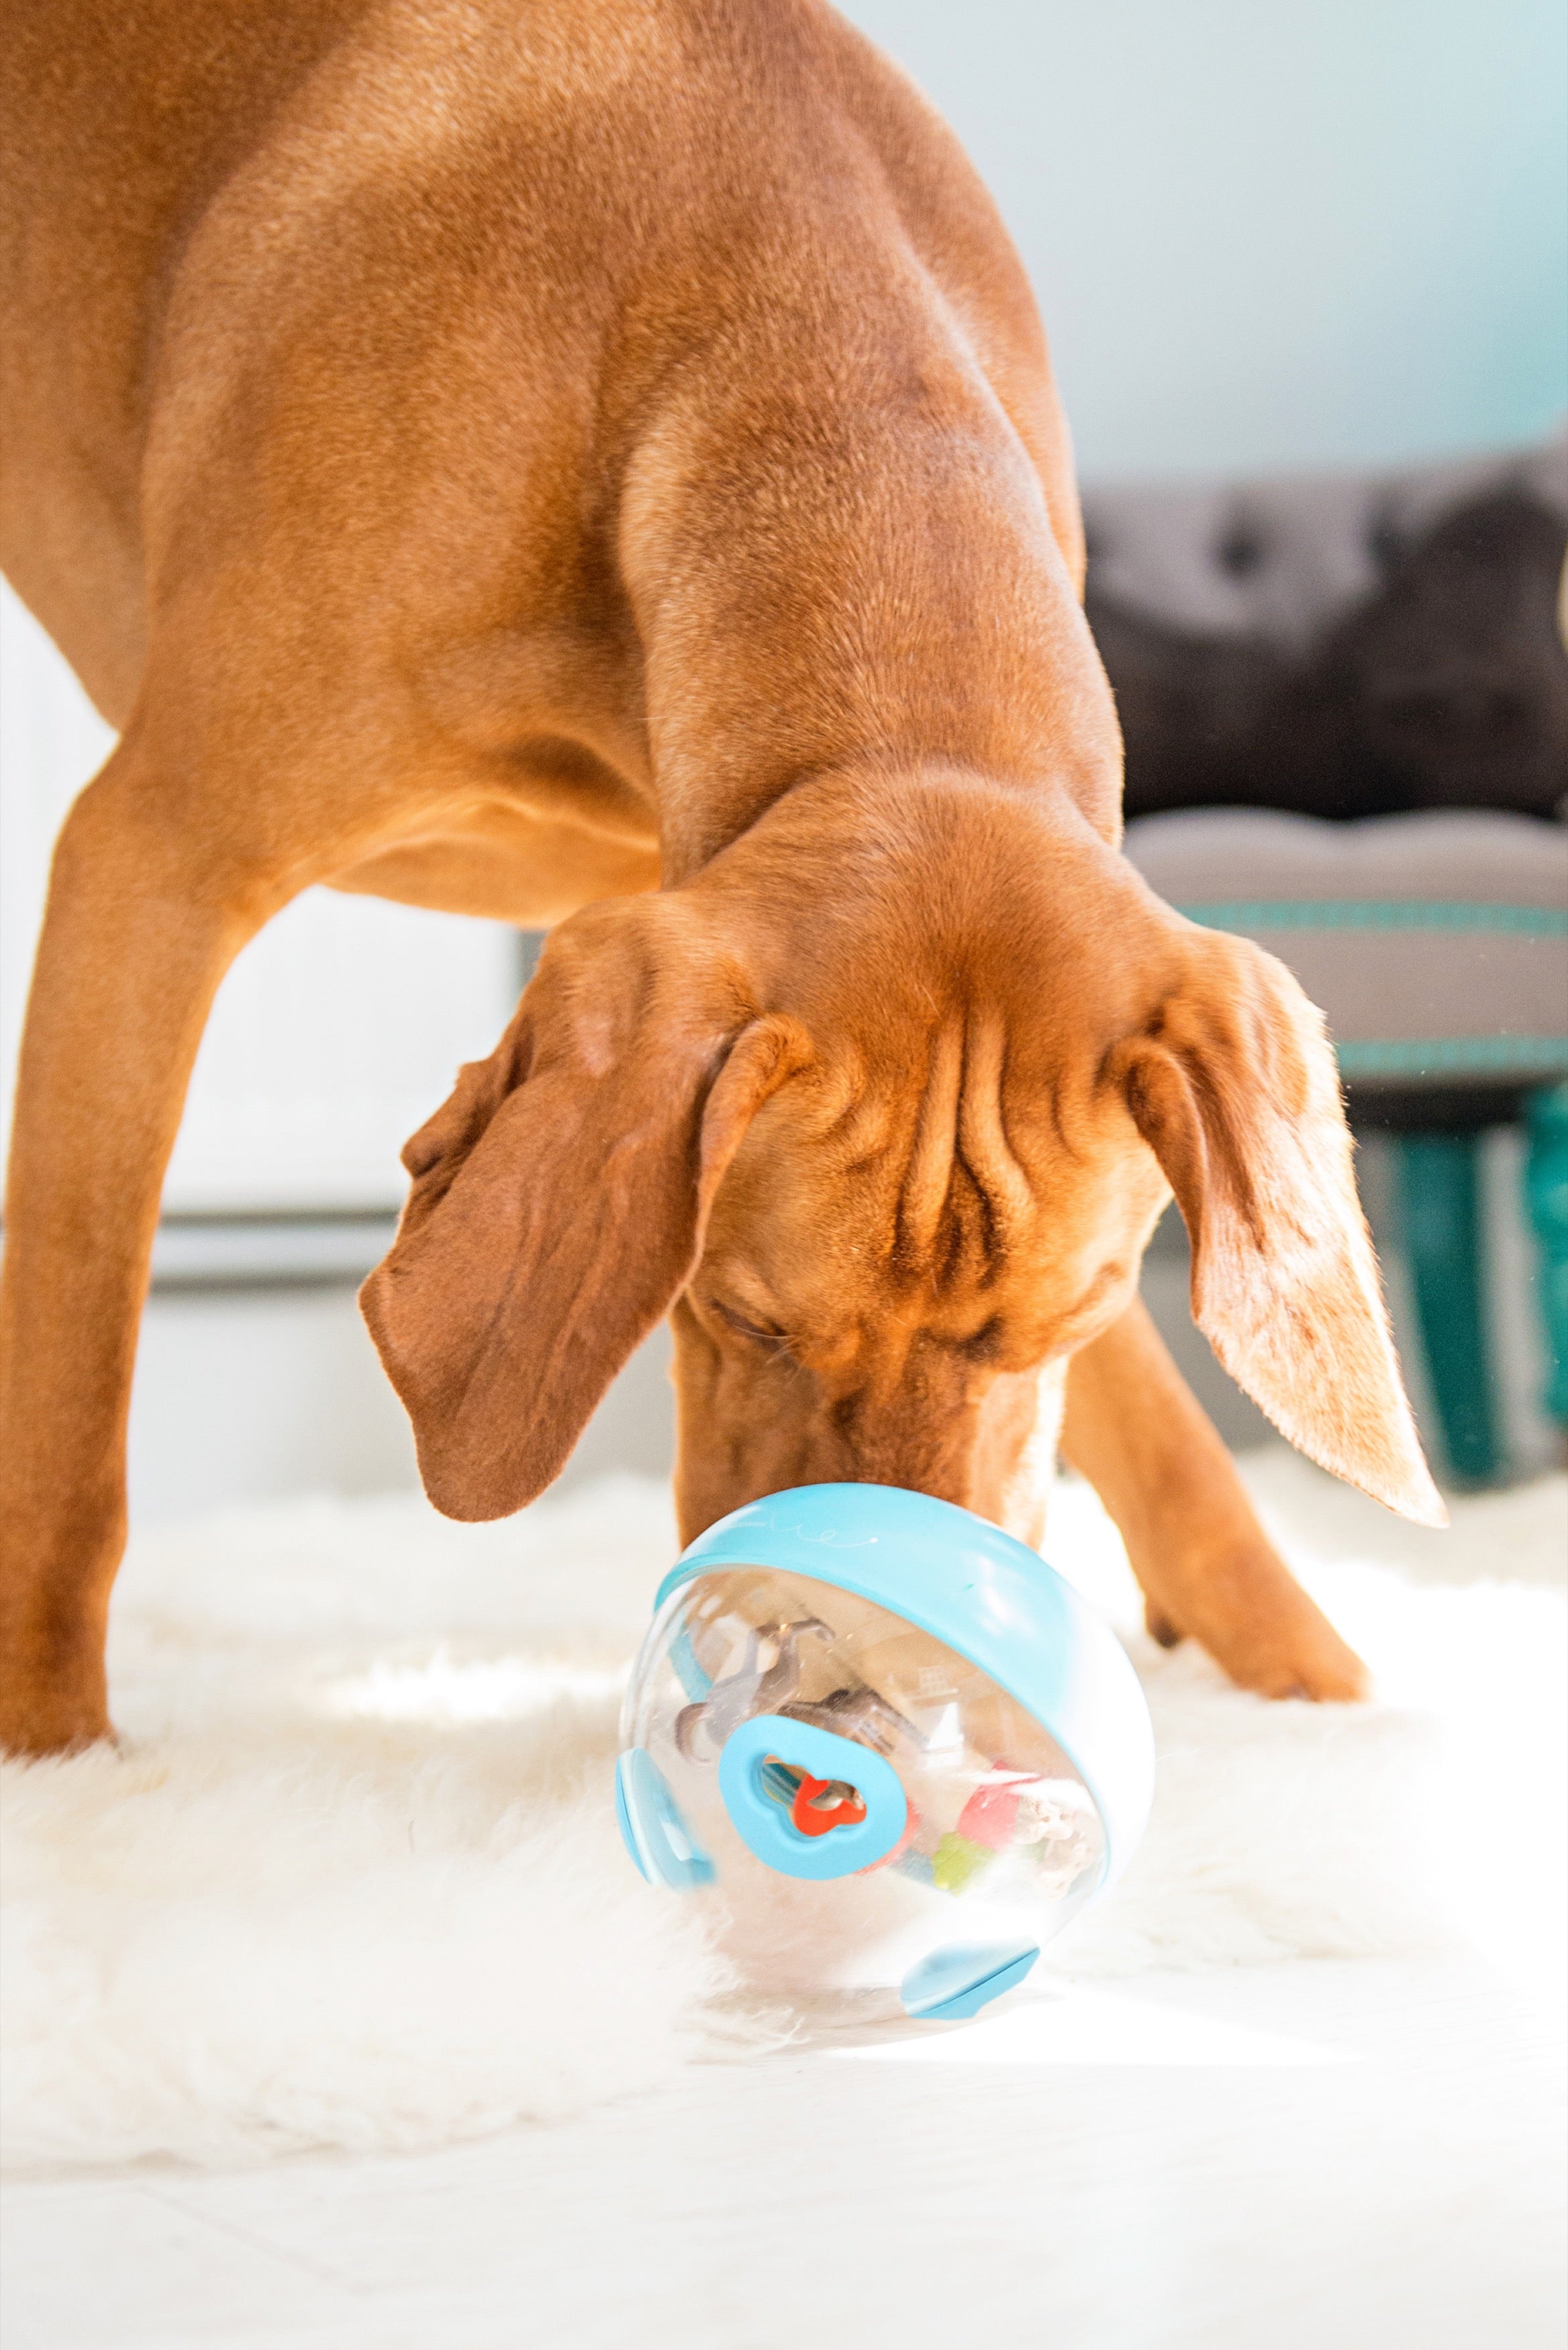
[5,1950,1563,2350]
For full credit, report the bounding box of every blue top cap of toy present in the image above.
[654,1483,1155,1893]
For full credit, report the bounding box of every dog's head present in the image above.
[360,770,1439,1540]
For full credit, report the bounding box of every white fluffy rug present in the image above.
[3,1454,1563,2173]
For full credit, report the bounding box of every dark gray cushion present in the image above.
[1085,432,1568,827]
[1085,430,1568,649]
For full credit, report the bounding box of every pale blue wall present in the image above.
[837,0,1567,479]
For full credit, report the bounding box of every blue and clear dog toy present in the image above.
[617,1483,1155,2024]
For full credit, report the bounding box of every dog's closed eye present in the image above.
[954,1315,1006,1364]
[708,1297,789,1347]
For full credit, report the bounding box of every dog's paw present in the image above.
[1144,1596,1185,1650]
[1228,1621,1371,1704]
[0,1677,115,1760]
[1140,1541,1371,1703]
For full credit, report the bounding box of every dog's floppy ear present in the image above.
[360,898,807,1521]
[1109,925,1445,1526]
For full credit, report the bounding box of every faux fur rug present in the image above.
[2,1454,1563,2172]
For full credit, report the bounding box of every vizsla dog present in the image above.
[1,0,1442,1757]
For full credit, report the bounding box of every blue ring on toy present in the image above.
[718,1715,908,1881]
[647,1483,1155,1894]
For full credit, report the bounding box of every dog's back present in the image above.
[1,0,1082,733]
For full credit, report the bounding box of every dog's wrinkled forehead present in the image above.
[698,979,1167,1370]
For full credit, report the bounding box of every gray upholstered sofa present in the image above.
[1083,436,1568,1482]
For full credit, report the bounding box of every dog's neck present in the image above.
[622,383,1124,882]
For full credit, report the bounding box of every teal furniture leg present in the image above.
[1525,1083,1568,1429]
[1395,1132,1502,1485]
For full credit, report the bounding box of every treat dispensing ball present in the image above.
[617,1484,1155,2024]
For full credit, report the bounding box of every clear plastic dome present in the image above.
[620,1563,1110,2021]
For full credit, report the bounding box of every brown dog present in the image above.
[0,0,1440,1757]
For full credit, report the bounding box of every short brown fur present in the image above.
[1,0,1439,1754]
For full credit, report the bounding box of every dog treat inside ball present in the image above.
[618,1483,1154,2025]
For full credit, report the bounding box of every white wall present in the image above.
[840,0,1567,477]
[128,1291,676,1524]
[0,587,520,1215]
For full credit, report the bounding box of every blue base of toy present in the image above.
[899,1941,1041,2020]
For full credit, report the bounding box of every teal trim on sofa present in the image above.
[1332,1039,1568,1080]
[1526,1084,1568,1427]
[1176,900,1568,937]
[1395,1133,1502,1483]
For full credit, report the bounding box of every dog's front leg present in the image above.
[0,746,268,1752]
[1060,1297,1370,1701]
